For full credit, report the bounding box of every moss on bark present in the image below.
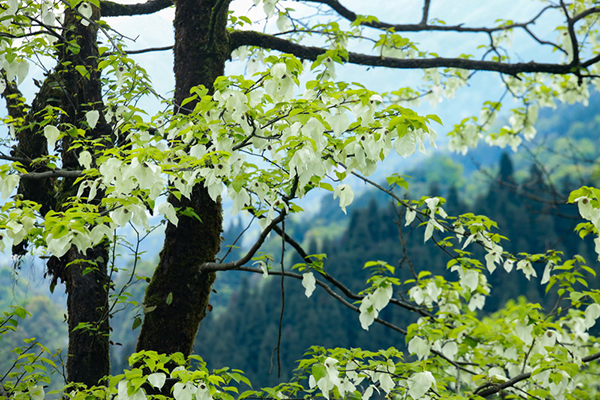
[136,0,230,356]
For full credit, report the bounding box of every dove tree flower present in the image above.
[2,0,600,399]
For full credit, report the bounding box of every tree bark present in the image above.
[38,5,112,386]
[54,247,110,386]
[136,0,230,356]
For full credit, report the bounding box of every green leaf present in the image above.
[132,317,142,330]
[311,363,326,381]
[75,65,90,79]
[166,292,173,305]
[12,306,28,319]
[426,114,443,125]
[239,390,257,400]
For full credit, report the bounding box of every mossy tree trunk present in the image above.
[136,0,231,356]
[57,6,113,386]
[11,5,113,385]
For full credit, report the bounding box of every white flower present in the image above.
[78,150,92,169]
[574,196,600,230]
[369,94,383,103]
[116,65,128,86]
[196,383,213,400]
[394,130,416,157]
[254,260,269,278]
[29,386,45,400]
[460,268,479,292]
[302,272,316,298]
[46,232,73,258]
[328,112,350,136]
[468,293,485,311]
[409,286,424,305]
[405,207,417,226]
[515,320,533,345]
[359,295,378,330]
[0,174,19,200]
[44,125,60,149]
[541,261,554,284]
[271,63,287,79]
[407,336,431,360]
[148,373,167,390]
[377,372,394,394]
[371,283,393,311]
[362,385,375,400]
[516,259,536,280]
[157,201,179,226]
[86,110,100,129]
[312,358,340,399]
[407,371,435,399]
[333,184,354,214]
[584,303,600,329]
[442,341,458,359]
[173,382,194,400]
[503,258,515,273]
[484,245,503,274]
[78,2,93,26]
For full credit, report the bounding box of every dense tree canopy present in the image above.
[1,0,600,399]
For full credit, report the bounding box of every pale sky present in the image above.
[103,0,563,130]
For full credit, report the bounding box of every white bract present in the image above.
[86,110,100,129]
[333,184,354,214]
[302,272,316,298]
[147,373,166,390]
[309,358,340,400]
[117,381,146,400]
[78,2,92,26]
[44,125,60,149]
[407,371,435,399]
[0,174,18,200]
[408,336,431,360]
[359,282,393,330]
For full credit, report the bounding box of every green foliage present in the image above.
[2,0,600,399]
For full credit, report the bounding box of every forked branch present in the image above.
[230,30,600,76]
[100,0,172,17]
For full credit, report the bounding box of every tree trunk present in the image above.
[136,0,230,356]
[39,5,111,386]
[59,247,110,386]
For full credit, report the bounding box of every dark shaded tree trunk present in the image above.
[136,0,230,356]
[11,4,113,385]
[60,247,110,385]
[58,7,112,386]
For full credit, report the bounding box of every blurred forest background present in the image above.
[2,95,600,388]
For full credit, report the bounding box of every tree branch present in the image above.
[238,266,479,374]
[572,6,600,23]
[199,210,286,272]
[296,0,556,34]
[475,350,600,397]
[230,30,596,76]
[126,45,173,55]
[265,215,432,317]
[18,170,83,180]
[100,0,172,17]
[0,154,31,165]
[420,0,431,26]
[238,266,407,336]
[560,1,580,70]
